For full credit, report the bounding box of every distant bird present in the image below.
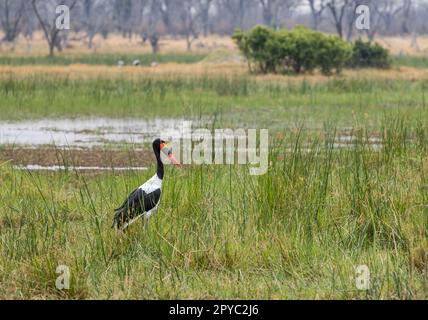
[133,59,141,66]
[112,139,181,231]
[117,60,125,67]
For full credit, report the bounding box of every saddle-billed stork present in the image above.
[112,139,181,231]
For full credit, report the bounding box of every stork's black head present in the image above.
[153,138,166,154]
[152,139,181,167]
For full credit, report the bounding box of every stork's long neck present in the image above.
[155,149,164,180]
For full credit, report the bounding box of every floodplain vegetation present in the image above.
[0,35,427,300]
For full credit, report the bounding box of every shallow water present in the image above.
[0,118,195,148]
[1,117,385,152]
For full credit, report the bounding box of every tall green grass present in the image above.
[0,120,426,299]
[1,75,428,129]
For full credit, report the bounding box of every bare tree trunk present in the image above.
[180,0,200,52]
[411,31,420,51]
[260,0,274,27]
[238,0,245,30]
[0,0,26,42]
[186,35,192,51]
[201,9,209,36]
[147,0,160,59]
[222,0,247,31]
[199,0,213,37]
[326,0,353,39]
[49,41,55,56]
[308,0,326,31]
[159,0,173,35]
[88,35,94,49]
[401,0,412,34]
[32,0,77,56]
[346,3,357,42]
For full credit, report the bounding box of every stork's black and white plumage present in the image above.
[112,139,181,231]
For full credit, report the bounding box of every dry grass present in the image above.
[0,32,237,57]
[0,62,245,80]
[377,36,428,56]
[255,66,428,83]
[1,63,428,84]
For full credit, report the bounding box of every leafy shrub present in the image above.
[233,26,277,73]
[348,40,391,69]
[233,26,352,75]
[317,35,352,75]
[282,26,321,73]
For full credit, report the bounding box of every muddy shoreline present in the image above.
[0,147,154,168]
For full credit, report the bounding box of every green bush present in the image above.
[317,35,352,75]
[233,26,277,73]
[283,26,321,73]
[348,40,391,69]
[233,26,352,75]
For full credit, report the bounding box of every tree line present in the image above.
[1,0,427,55]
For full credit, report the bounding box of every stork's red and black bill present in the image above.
[160,142,182,167]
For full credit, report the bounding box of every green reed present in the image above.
[1,75,428,132]
[0,119,426,299]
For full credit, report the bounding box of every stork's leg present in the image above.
[141,214,149,231]
[141,207,157,230]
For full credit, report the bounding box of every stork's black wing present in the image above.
[112,188,161,230]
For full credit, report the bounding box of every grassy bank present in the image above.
[1,75,428,129]
[393,55,428,69]
[0,51,426,70]
[0,121,427,299]
[0,53,207,66]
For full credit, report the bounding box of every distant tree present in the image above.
[307,0,327,30]
[14,0,427,53]
[374,0,405,35]
[22,3,35,40]
[199,0,214,37]
[259,0,297,29]
[158,0,175,34]
[275,0,298,29]
[114,0,133,38]
[134,0,149,41]
[32,0,77,56]
[0,0,26,43]
[418,1,428,34]
[259,0,275,27]
[354,0,394,42]
[344,0,361,42]
[147,0,161,55]
[179,0,201,51]
[325,0,357,39]
[400,0,412,34]
[81,0,113,48]
[221,0,248,30]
